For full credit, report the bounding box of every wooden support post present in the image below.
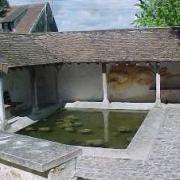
[155,73,161,106]
[102,64,109,104]
[55,65,62,104]
[0,73,6,130]
[30,68,39,113]
[155,63,161,107]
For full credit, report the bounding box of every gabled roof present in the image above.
[0,27,179,70]
[0,4,45,33]
[14,4,45,33]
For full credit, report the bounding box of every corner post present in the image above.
[102,63,109,104]
[155,63,161,107]
[0,73,6,130]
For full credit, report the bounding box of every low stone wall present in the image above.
[0,132,82,180]
[0,158,77,180]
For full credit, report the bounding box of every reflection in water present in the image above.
[102,110,109,143]
[19,109,147,149]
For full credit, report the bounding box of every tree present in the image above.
[0,0,9,17]
[134,0,180,27]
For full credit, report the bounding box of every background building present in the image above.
[0,2,58,33]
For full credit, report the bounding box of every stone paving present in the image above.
[0,132,81,172]
[76,107,180,180]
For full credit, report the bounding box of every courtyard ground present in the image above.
[75,107,180,180]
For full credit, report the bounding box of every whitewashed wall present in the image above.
[3,66,57,108]
[3,62,180,107]
[107,62,180,103]
[58,64,103,104]
[36,66,57,105]
[4,69,31,107]
[107,63,156,103]
[159,62,180,103]
[57,63,180,103]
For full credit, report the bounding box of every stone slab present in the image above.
[7,104,59,133]
[127,107,165,160]
[76,106,180,179]
[7,116,37,133]
[65,101,155,110]
[76,107,164,160]
[0,132,81,172]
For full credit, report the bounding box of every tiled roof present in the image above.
[0,27,179,69]
[0,33,57,68]
[0,6,27,23]
[33,27,180,63]
[15,4,45,33]
[0,4,45,33]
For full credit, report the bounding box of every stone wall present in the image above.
[0,132,81,180]
[107,63,155,102]
[58,63,103,104]
[58,63,156,103]
[0,158,76,180]
[36,66,57,105]
[58,62,180,103]
[4,62,180,108]
[4,66,57,108]
[4,69,31,107]
[158,62,180,103]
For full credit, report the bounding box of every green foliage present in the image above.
[134,0,180,27]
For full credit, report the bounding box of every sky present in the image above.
[9,0,139,31]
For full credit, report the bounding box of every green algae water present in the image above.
[18,109,147,149]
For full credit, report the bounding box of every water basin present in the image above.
[18,109,147,149]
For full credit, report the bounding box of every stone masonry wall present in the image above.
[4,62,180,108]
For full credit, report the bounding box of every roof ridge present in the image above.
[1,27,179,36]
[11,3,45,8]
